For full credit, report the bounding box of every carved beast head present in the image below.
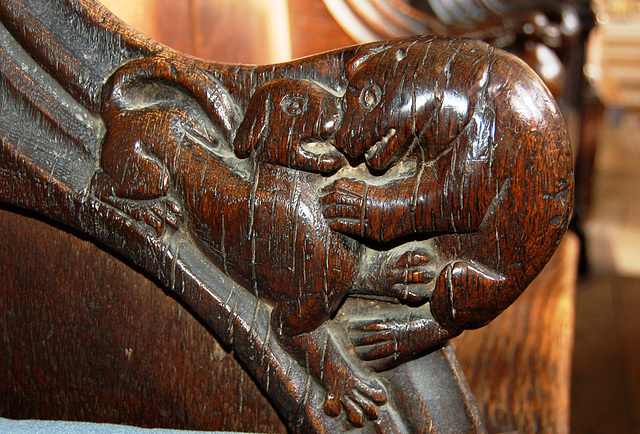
[234,78,342,171]
[334,37,493,171]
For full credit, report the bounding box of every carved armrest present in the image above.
[0,0,572,432]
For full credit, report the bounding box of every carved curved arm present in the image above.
[0,0,572,432]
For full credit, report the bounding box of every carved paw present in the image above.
[321,340,387,426]
[321,177,415,243]
[312,331,388,426]
[103,193,182,237]
[349,312,459,372]
[321,178,368,237]
[348,318,412,372]
[349,315,454,372]
[323,375,387,426]
[386,250,435,303]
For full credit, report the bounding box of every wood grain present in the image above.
[0,204,287,432]
[0,0,575,431]
[453,232,579,433]
[103,0,291,64]
[288,0,355,58]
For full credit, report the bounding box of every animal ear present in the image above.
[346,51,374,77]
[345,42,392,76]
[233,88,272,158]
[345,39,409,77]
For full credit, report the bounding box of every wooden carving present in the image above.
[0,0,572,431]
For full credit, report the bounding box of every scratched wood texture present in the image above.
[286,4,579,431]
[453,232,578,434]
[0,0,289,431]
[0,1,577,432]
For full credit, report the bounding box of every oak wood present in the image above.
[0,204,287,433]
[572,273,640,433]
[1,2,290,431]
[0,0,573,431]
[453,232,579,433]
[104,0,288,64]
[288,0,355,59]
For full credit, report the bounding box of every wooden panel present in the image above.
[100,0,193,55]
[102,0,290,63]
[572,273,640,433]
[0,205,287,432]
[612,277,640,431]
[288,0,356,59]
[453,232,579,434]
[571,274,630,432]
[187,0,291,63]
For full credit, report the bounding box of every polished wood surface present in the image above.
[1,1,291,430]
[454,232,578,433]
[0,1,575,432]
[103,0,292,64]
[0,205,287,433]
[288,0,355,58]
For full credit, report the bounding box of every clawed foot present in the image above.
[102,193,182,236]
[321,177,417,243]
[350,315,452,371]
[320,336,387,426]
[323,372,387,426]
[349,318,414,372]
[321,177,368,237]
[385,250,435,303]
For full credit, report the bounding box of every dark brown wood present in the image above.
[0,204,287,433]
[0,0,573,431]
[453,232,579,433]
[320,0,585,100]
[1,2,291,432]
[289,0,356,59]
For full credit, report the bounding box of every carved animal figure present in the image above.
[0,0,574,427]
[321,36,573,369]
[233,78,347,174]
[92,55,435,427]
[91,35,571,423]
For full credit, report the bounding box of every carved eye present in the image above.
[280,94,308,116]
[358,83,382,111]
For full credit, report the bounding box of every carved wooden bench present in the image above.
[0,0,574,432]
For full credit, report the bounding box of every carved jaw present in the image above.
[336,125,412,173]
[364,128,403,171]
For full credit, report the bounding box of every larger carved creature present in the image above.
[322,36,573,369]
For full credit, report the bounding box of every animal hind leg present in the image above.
[91,169,181,236]
[270,301,387,427]
[93,109,184,235]
[348,260,508,371]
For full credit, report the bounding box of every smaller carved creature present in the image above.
[92,55,435,426]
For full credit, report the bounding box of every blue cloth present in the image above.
[0,418,242,434]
